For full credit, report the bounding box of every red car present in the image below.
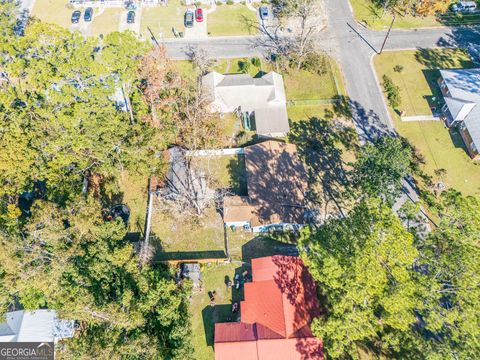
[195,8,203,22]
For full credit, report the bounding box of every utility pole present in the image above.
[141,178,154,265]
[379,15,395,54]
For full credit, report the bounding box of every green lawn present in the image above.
[190,261,246,360]
[31,0,73,28]
[374,49,480,196]
[190,233,299,359]
[374,49,473,116]
[139,1,184,40]
[350,0,480,29]
[196,154,247,194]
[208,4,258,36]
[151,206,226,261]
[88,8,122,36]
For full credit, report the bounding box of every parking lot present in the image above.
[30,0,261,39]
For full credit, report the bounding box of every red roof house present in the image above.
[214,256,323,360]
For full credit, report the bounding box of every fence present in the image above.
[186,148,244,156]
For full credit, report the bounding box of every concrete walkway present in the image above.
[401,115,441,122]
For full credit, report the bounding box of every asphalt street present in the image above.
[161,1,480,141]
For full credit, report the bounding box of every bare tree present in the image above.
[185,45,217,76]
[245,0,325,70]
[156,148,228,217]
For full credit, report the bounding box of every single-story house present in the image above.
[214,255,323,360]
[0,310,75,343]
[438,68,480,160]
[223,140,308,232]
[202,71,290,137]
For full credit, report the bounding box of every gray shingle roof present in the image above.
[202,71,289,135]
[440,68,480,150]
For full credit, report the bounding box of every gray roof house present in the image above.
[0,310,75,343]
[202,71,290,137]
[439,68,480,160]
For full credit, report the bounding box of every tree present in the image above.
[299,199,425,358]
[248,0,325,70]
[382,74,402,109]
[0,199,193,358]
[417,191,480,359]
[351,137,412,204]
[0,21,162,202]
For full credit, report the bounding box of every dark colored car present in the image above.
[71,10,81,24]
[127,10,135,24]
[195,8,203,22]
[259,6,269,20]
[184,10,194,28]
[84,7,93,22]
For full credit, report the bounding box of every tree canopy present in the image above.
[0,4,193,358]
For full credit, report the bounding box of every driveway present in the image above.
[184,17,207,40]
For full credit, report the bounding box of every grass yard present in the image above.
[190,261,246,360]
[195,154,247,194]
[208,4,258,36]
[117,172,148,236]
[287,104,337,122]
[350,0,480,29]
[151,206,226,261]
[139,1,184,40]
[374,49,480,196]
[88,8,122,36]
[31,0,73,28]
[374,48,473,116]
[190,233,299,359]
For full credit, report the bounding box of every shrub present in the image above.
[300,52,329,76]
[251,57,261,67]
[226,0,234,5]
[393,65,404,73]
[216,1,223,5]
[382,75,401,109]
[238,59,251,73]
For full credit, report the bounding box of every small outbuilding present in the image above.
[178,263,202,289]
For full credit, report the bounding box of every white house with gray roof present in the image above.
[202,71,290,137]
[439,68,480,160]
[0,310,75,343]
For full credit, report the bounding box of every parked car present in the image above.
[451,1,477,13]
[127,10,135,24]
[259,6,269,20]
[84,7,93,22]
[195,8,203,22]
[184,10,194,28]
[71,10,81,24]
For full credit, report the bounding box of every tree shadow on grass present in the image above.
[202,304,232,347]
[226,155,248,196]
[288,115,358,216]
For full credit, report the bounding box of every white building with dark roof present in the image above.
[0,310,75,343]
[202,71,290,138]
[439,68,480,160]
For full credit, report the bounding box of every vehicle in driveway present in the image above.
[84,7,93,22]
[184,10,194,28]
[127,10,135,24]
[195,8,203,22]
[71,10,81,24]
[259,6,269,20]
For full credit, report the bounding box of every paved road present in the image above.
[162,1,480,141]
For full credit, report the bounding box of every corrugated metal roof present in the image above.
[214,256,323,360]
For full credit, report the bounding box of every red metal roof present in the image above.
[214,256,323,360]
